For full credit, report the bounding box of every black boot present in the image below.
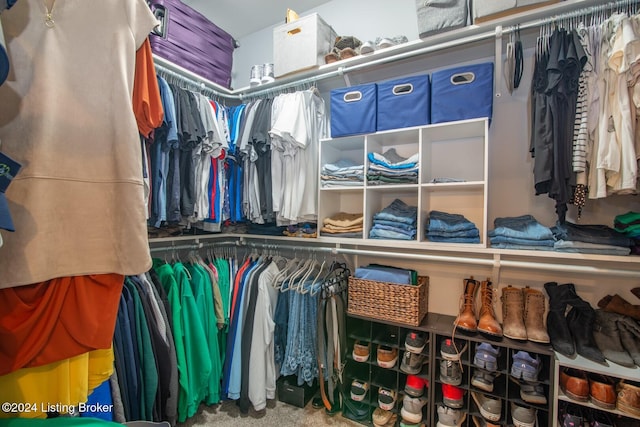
[544,282,575,357]
[564,284,606,364]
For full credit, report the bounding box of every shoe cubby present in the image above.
[554,352,640,423]
[431,314,554,427]
[344,315,433,426]
[318,118,488,248]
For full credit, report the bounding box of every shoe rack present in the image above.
[343,315,434,426]
[344,312,556,427]
[430,314,555,427]
[554,352,640,425]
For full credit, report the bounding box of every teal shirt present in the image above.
[153,259,189,423]
[172,262,212,419]
[187,262,222,404]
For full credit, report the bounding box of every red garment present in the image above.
[133,38,163,137]
[0,274,124,375]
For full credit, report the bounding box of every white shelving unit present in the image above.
[318,118,489,247]
[553,353,640,424]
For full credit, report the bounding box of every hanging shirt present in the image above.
[0,0,159,288]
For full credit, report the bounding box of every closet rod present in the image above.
[509,0,638,33]
[153,55,240,100]
[151,0,618,102]
[331,247,640,277]
[148,237,640,276]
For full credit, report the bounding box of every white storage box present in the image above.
[273,13,336,78]
[473,0,561,24]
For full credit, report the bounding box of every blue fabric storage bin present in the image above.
[431,62,494,124]
[377,74,431,131]
[330,83,377,137]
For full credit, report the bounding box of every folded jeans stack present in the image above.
[321,212,364,238]
[367,148,419,185]
[489,215,555,250]
[321,159,365,188]
[552,221,632,256]
[369,199,417,240]
[426,210,480,244]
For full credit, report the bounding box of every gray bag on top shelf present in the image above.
[415,0,469,39]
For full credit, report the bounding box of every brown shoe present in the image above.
[454,278,478,332]
[588,373,617,409]
[478,280,503,337]
[598,294,640,321]
[559,368,589,402]
[377,345,398,369]
[617,380,640,417]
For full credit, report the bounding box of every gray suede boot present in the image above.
[617,315,640,367]
[592,310,635,368]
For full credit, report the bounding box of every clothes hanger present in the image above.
[284,257,313,293]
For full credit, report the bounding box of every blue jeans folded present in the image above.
[427,228,479,238]
[489,215,554,240]
[369,227,416,240]
[370,224,417,238]
[373,219,417,231]
[373,199,417,225]
[428,210,477,232]
[490,235,555,247]
[551,221,632,248]
[490,243,554,251]
[427,235,481,243]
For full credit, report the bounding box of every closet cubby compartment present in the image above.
[430,314,554,427]
[318,118,488,248]
[344,315,433,426]
[554,352,640,423]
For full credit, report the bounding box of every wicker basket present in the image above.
[347,276,429,326]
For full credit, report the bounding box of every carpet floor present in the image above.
[178,399,363,427]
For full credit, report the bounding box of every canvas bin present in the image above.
[415,0,469,39]
[473,0,561,24]
[377,74,431,131]
[431,62,494,124]
[330,83,378,137]
[273,13,337,78]
[347,276,429,327]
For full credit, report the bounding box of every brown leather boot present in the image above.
[478,280,503,337]
[501,285,526,341]
[454,278,478,332]
[524,287,550,344]
[598,294,640,321]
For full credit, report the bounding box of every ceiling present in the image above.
[182,0,332,40]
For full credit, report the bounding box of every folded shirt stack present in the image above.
[353,264,418,285]
[367,148,419,185]
[321,159,365,188]
[426,210,480,244]
[321,212,364,238]
[614,211,640,255]
[551,221,632,256]
[369,199,417,240]
[489,215,555,251]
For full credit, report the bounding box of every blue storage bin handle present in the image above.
[451,72,476,85]
[343,91,363,102]
[392,83,414,96]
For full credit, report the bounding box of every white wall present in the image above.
[232,0,419,89]
[232,2,640,317]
